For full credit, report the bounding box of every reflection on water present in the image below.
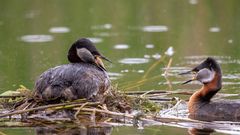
[87,37,103,43]
[152,53,161,59]
[49,27,70,33]
[108,72,123,80]
[0,0,240,134]
[114,44,129,50]
[189,0,198,5]
[209,27,221,33]
[20,35,54,43]
[142,25,168,32]
[91,24,112,30]
[188,128,215,135]
[35,126,112,135]
[228,39,233,44]
[93,32,118,37]
[118,58,149,64]
[145,44,154,49]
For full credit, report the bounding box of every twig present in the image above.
[74,102,89,120]
[163,58,173,77]
[73,107,158,124]
[140,90,155,98]
[0,131,6,135]
[125,90,193,96]
[164,58,173,90]
[0,101,98,118]
[0,95,25,98]
[125,90,167,95]
[147,97,173,101]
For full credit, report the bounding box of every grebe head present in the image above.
[193,68,215,84]
[67,38,111,70]
[181,57,221,85]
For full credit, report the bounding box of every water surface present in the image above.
[0,0,240,134]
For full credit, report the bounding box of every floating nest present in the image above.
[0,85,181,127]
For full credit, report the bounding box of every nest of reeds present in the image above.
[0,85,181,126]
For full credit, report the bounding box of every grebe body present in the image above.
[33,38,111,102]
[182,57,240,121]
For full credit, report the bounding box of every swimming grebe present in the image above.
[181,57,240,121]
[33,38,111,102]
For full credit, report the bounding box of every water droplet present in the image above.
[49,27,70,33]
[20,35,53,43]
[119,58,149,64]
[142,25,168,32]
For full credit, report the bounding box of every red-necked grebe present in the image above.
[181,57,240,121]
[33,38,111,102]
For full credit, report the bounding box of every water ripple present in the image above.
[152,53,161,59]
[209,27,221,32]
[108,72,123,80]
[145,44,155,49]
[87,37,103,43]
[142,25,168,32]
[119,58,149,64]
[91,24,112,30]
[49,27,70,33]
[20,35,53,43]
[114,44,129,49]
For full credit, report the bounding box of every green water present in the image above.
[0,0,240,134]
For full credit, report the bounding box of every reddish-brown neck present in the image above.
[188,73,222,113]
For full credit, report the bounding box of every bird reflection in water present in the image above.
[35,126,112,135]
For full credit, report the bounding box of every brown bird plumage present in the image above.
[181,57,240,121]
[33,38,111,102]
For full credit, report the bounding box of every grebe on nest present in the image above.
[181,57,240,121]
[33,38,111,102]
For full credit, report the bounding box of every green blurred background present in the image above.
[0,0,239,134]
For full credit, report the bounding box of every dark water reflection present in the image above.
[35,126,112,135]
[188,128,215,135]
[0,0,240,134]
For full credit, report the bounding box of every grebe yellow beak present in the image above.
[95,56,106,71]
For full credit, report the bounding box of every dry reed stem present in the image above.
[0,101,98,118]
[142,55,166,79]
[122,56,174,91]
[121,75,162,90]
[74,102,89,120]
[163,58,173,90]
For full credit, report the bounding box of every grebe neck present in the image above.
[188,70,222,112]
